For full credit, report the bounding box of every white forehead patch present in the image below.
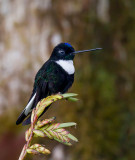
[56,60,75,75]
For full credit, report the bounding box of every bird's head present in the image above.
[50,43,75,61]
[50,42,102,61]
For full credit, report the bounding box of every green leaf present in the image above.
[67,97,79,102]
[43,130,53,139]
[27,148,39,154]
[62,93,78,98]
[67,133,78,142]
[36,94,63,117]
[54,137,72,146]
[33,130,45,137]
[46,123,60,130]
[58,122,77,128]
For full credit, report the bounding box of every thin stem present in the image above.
[18,112,38,160]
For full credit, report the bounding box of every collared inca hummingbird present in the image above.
[16,43,102,125]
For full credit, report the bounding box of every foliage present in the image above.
[19,93,78,160]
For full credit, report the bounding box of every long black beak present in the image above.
[72,48,102,54]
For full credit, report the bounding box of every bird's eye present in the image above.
[58,50,65,55]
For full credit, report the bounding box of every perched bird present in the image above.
[16,43,101,125]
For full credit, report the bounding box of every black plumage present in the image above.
[16,43,75,125]
[16,42,102,125]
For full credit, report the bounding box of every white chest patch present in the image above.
[56,60,75,75]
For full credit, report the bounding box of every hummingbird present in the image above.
[16,43,102,125]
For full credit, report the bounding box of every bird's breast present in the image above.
[55,60,75,75]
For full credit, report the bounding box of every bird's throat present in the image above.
[56,60,75,75]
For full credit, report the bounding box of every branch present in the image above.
[18,93,78,160]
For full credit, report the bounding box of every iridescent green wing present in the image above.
[34,61,57,89]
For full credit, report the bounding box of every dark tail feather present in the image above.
[16,111,27,125]
[22,115,31,125]
[16,91,37,125]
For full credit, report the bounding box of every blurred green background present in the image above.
[0,0,135,160]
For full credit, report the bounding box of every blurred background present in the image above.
[0,0,135,160]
